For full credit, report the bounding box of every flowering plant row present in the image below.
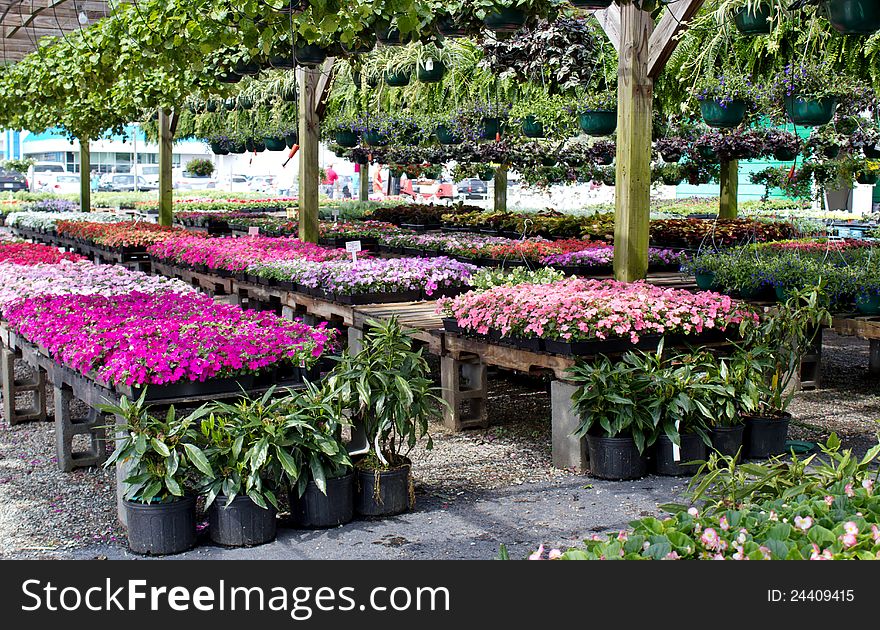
[0,242,86,265]
[134,197,299,213]
[0,260,193,316]
[6,211,119,231]
[56,221,191,248]
[438,279,754,343]
[249,256,477,297]
[148,235,354,272]
[541,246,686,269]
[4,291,335,387]
[380,232,607,263]
[650,218,798,248]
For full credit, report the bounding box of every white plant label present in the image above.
[672,420,681,462]
[346,240,362,263]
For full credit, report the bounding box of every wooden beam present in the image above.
[647,0,706,79]
[719,159,739,219]
[613,2,654,283]
[79,136,90,212]
[158,108,173,226]
[359,160,369,201]
[494,164,508,213]
[593,6,620,53]
[314,56,336,118]
[298,66,320,243]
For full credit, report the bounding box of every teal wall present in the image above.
[676,157,799,202]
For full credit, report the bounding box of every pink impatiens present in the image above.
[438,279,755,343]
[4,292,335,387]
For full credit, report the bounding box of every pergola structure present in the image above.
[0,0,111,64]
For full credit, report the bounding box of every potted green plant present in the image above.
[435,113,465,145]
[575,90,618,136]
[327,318,441,517]
[286,382,356,528]
[185,157,215,178]
[569,355,656,480]
[510,90,573,139]
[101,392,213,555]
[770,61,848,127]
[697,352,751,457]
[694,72,753,128]
[733,1,774,35]
[736,286,831,458]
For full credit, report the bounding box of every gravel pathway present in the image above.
[1,331,878,559]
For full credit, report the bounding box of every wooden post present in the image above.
[613,3,654,282]
[298,67,320,243]
[494,164,508,213]
[79,138,90,212]
[158,109,173,227]
[359,160,370,201]
[719,159,739,219]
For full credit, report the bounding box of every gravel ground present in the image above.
[1,331,878,559]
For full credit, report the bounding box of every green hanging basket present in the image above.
[206,100,218,113]
[294,44,328,67]
[521,115,545,138]
[773,147,799,162]
[578,110,617,136]
[700,99,747,128]
[264,137,287,151]
[385,70,411,86]
[217,72,242,84]
[856,293,880,315]
[436,124,463,145]
[478,167,495,181]
[483,7,527,33]
[480,117,502,141]
[223,97,236,111]
[363,131,389,147]
[417,60,446,83]
[856,171,879,185]
[734,3,772,35]
[238,96,254,110]
[823,0,880,35]
[541,157,557,167]
[335,130,358,148]
[245,138,266,153]
[784,96,838,127]
[281,85,297,102]
[698,145,718,161]
[228,142,246,154]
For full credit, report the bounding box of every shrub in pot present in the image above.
[284,382,355,528]
[569,355,657,480]
[736,286,831,458]
[102,391,213,555]
[327,317,442,517]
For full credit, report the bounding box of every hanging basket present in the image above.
[285,132,299,148]
[228,142,246,154]
[698,145,719,161]
[659,148,682,163]
[483,7,527,33]
[363,131,389,147]
[223,97,236,111]
[479,117,502,140]
[436,15,470,37]
[734,3,772,35]
[245,138,266,153]
[700,99,747,128]
[267,55,296,69]
[856,171,879,185]
[294,44,328,67]
[773,147,799,162]
[376,25,406,46]
[205,100,218,113]
[234,61,261,76]
[217,71,242,84]
[417,60,446,83]
[570,0,613,7]
[264,137,287,151]
[334,130,359,148]
[578,110,617,136]
[478,166,495,181]
[521,115,545,138]
[210,142,227,155]
[238,96,254,110]
[436,124,463,145]
[823,0,880,35]
[784,95,838,127]
[385,70,411,87]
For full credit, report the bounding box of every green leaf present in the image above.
[164,475,182,497]
[151,438,171,458]
[183,443,213,478]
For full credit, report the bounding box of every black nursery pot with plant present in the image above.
[586,434,647,481]
[208,495,277,547]
[289,472,355,528]
[744,413,790,459]
[653,433,708,476]
[354,459,413,517]
[710,424,745,457]
[125,496,197,556]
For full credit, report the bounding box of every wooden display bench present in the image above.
[832,314,880,374]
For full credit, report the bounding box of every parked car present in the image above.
[0,168,28,192]
[248,175,275,193]
[39,173,81,195]
[29,162,67,191]
[99,173,157,192]
[136,165,160,186]
[221,174,251,193]
[455,178,489,200]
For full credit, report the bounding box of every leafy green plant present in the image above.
[327,317,442,468]
[2,158,34,174]
[185,158,215,177]
[102,390,213,504]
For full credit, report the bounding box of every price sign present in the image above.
[248,226,260,237]
[345,240,362,263]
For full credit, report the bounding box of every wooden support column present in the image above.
[613,3,654,282]
[494,164,508,213]
[79,138,91,212]
[298,66,320,243]
[719,159,739,219]
[158,109,173,227]
[359,160,370,201]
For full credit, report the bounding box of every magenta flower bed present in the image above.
[147,236,357,272]
[437,279,755,343]
[4,292,335,386]
[541,246,686,269]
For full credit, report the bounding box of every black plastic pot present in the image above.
[744,414,790,459]
[483,7,527,32]
[294,44,328,67]
[654,434,708,476]
[773,147,799,162]
[436,15,469,37]
[355,462,413,517]
[586,435,648,481]
[824,0,880,35]
[480,117,502,140]
[290,473,355,528]
[264,137,287,151]
[417,60,445,83]
[571,0,613,7]
[385,70,411,87]
[209,494,277,547]
[710,425,745,458]
[125,496,196,556]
